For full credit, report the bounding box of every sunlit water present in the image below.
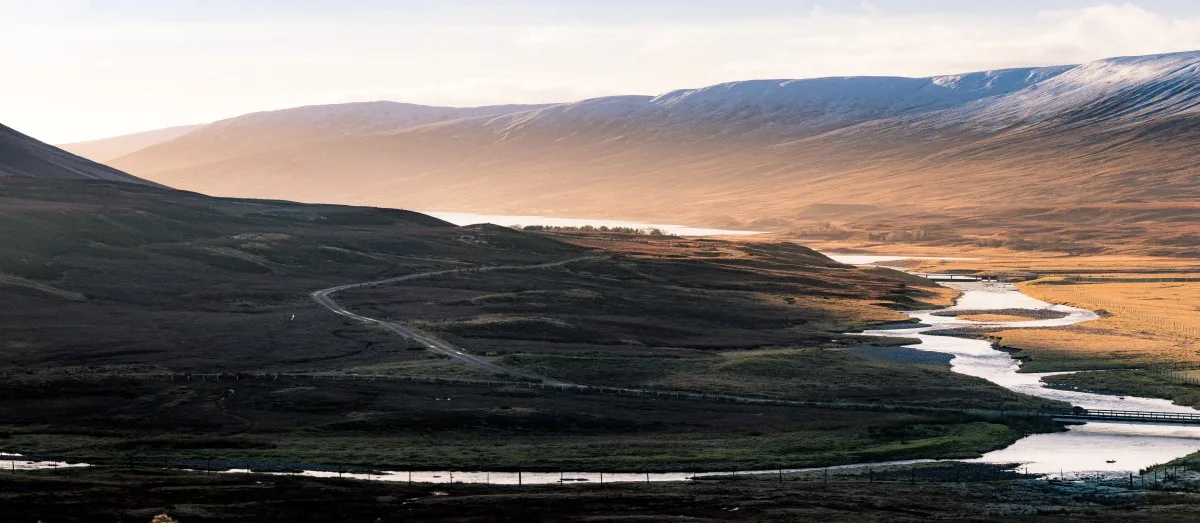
[423,211,764,237]
[0,452,87,472]
[822,254,1200,477]
[818,252,978,265]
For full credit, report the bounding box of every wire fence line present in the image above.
[1045,283,1200,385]
[1051,287,1200,340]
[1062,276,1200,283]
[6,453,1196,492]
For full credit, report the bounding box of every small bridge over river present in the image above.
[910,273,981,282]
[1007,408,1200,426]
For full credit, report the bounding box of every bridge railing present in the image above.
[1043,408,1200,423]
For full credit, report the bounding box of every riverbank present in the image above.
[873,250,1200,406]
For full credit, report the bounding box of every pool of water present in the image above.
[423,211,764,236]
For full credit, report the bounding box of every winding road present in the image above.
[310,256,600,386]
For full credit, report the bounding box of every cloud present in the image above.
[4,2,1199,142]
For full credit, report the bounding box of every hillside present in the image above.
[111,101,551,175]
[0,122,159,186]
[59,124,205,163]
[107,51,1200,255]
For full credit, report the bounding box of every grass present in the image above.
[839,249,1200,374]
[493,346,1063,410]
[956,313,1037,322]
[0,374,1059,472]
[0,418,1033,473]
[988,281,1200,373]
[1043,370,1200,409]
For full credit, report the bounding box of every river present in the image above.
[824,253,1200,477]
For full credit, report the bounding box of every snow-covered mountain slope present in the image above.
[109,51,1199,248]
[482,66,1071,139]
[969,50,1200,129]
[0,122,161,186]
[59,124,205,163]
[839,50,1200,137]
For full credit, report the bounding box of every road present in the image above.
[310,256,600,386]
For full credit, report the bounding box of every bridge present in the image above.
[910,273,981,282]
[1006,408,1200,426]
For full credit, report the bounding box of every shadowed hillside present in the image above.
[0,123,158,186]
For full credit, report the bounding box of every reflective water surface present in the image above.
[423,211,764,237]
[820,254,1200,477]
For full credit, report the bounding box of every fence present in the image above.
[1050,287,1200,340]
[5,453,1194,491]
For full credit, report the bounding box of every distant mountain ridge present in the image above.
[109,101,552,176]
[102,51,1200,253]
[0,122,160,186]
[59,124,206,164]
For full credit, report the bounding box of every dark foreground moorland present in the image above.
[0,176,1114,520]
[7,464,1200,523]
[0,177,1070,474]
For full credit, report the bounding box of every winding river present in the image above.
[830,253,1200,477]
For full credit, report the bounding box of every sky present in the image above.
[3,1,1200,143]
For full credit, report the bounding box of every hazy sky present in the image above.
[4,1,1200,143]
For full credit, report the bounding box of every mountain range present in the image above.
[59,124,206,164]
[59,50,1200,254]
